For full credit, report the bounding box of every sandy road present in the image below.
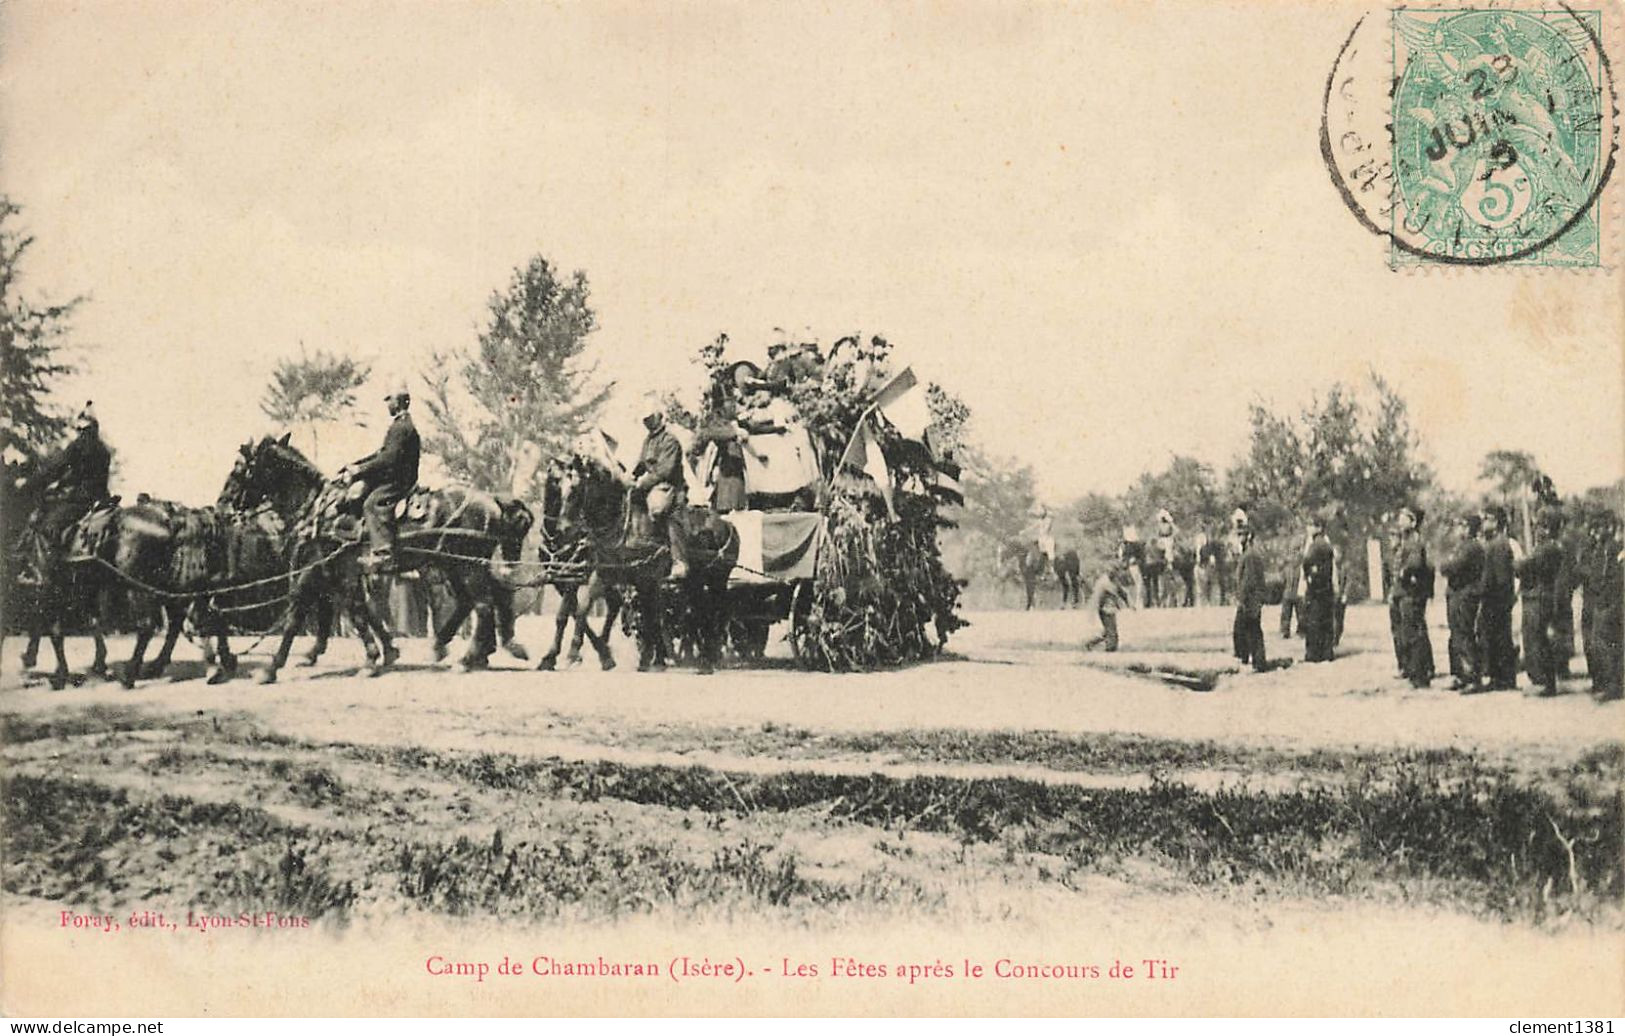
[2,604,1617,765]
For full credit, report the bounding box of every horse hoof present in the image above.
[365,663,385,678]
[537,656,557,671]
[20,652,38,670]
[502,640,530,661]
[119,673,137,691]
[461,658,490,673]
[431,642,449,663]
[206,666,230,686]
[381,645,401,668]
[48,675,68,692]
[219,655,239,675]
[599,656,616,672]
[564,654,583,669]
[256,668,278,685]
[296,655,319,668]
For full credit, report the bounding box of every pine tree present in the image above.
[0,197,82,466]
[423,255,609,498]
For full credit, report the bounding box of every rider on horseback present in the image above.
[22,401,111,560]
[339,384,420,572]
[632,406,690,581]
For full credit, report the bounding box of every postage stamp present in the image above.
[1390,8,1609,266]
[1322,3,1618,269]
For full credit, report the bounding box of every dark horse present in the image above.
[1001,539,1053,613]
[542,453,739,673]
[5,459,113,688]
[219,436,532,682]
[1054,548,1082,607]
[534,457,625,671]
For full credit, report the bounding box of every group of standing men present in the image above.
[1429,503,1622,700]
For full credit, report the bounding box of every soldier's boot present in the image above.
[362,510,397,572]
[665,517,690,582]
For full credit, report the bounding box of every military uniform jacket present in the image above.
[1394,534,1433,601]
[1236,547,1269,613]
[1481,535,1516,605]
[1302,539,1336,598]
[1516,540,1564,608]
[31,434,111,501]
[352,412,420,489]
[1441,538,1485,600]
[633,428,685,492]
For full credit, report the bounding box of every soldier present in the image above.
[1440,513,1486,690]
[1233,526,1269,672]
[339,386,420,572]
[630,406,690,581]
[23,401,112,554]
[1391,506,1435,688]
[1581,511,1622,701]
[1301,516,1337,662]
[1516,508,1567,697]
[1082,563,1131,652]
[1279,530,1307,639]
[1474,505,1520,692]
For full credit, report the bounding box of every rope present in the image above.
[65,538,355,604]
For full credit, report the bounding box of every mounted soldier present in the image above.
[339,384,420,572]
[632,405,690,581]
[22,401,112,559]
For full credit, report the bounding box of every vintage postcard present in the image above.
[2,0,1622,1019]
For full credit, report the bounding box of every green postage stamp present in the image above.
[1389,8,1610,267]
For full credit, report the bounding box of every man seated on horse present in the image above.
[339,385,420,571]
[22,401,112,559]
[632,406,690,581]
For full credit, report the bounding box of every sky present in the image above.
[4,0,1621,507]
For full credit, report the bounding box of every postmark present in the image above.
[1322,4,1619,268]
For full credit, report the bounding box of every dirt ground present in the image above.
[3,601,1621,1016]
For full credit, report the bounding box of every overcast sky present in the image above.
[5,0,1621,507]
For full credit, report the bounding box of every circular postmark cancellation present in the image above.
[1322,4,1619,268]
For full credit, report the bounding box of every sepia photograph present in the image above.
[1,0,1622,1018]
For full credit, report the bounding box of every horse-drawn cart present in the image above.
[719,509,825,660]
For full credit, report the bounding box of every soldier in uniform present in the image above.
[631,406,690,580]
[1300,516,1337,662]
[1475,505,1520,691]
[1441,513,1486,691]
[23,401,112,554]
[1391,506,1435,688]
[1516,508,1567,697]
[1581,511,1622,701]
[1233,525,1269,672]
[340,385,420,571]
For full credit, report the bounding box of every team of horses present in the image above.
[4,436,738,690]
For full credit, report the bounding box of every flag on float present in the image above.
[839,417,897,521]
[874,366,932,442]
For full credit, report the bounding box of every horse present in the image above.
[4,460,116,688]
[534,457,625,671]
[1053,549,1082,607]
[219,435,533,683]
[1002,540,1050,610]
[544,452,738,673]
[1168,540,1197,607]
